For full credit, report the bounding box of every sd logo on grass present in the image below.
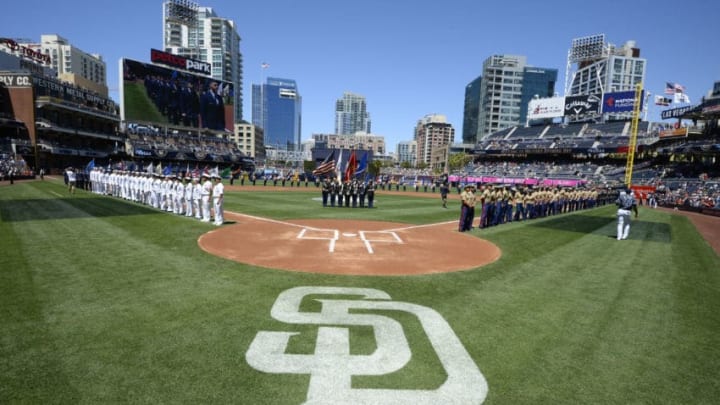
[246,286,488,404]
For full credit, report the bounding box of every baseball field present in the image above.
[2,178,719,404]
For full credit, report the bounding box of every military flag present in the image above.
[344,150,358,181]
[355,152,368,179]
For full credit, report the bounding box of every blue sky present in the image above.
[3,0,718,149]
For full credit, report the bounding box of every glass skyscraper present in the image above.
[520,67,558,124]
[252,77,302,150]
[462,76,482,143]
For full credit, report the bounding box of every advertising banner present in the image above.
[527,97,565,120]
[658,127,688,139]
[564,94,601,116]
[660,105,696,119]
[150,49,212,76]
[602,91,643,113]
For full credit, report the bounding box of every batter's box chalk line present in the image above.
[296,228,403,254]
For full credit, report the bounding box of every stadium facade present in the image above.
[252,77,302,151]
[335,92,371,135]
[162,1,243,122]
[1,37,120,174]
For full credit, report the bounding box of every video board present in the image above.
[120,57,233,132]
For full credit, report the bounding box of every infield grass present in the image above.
[1,179,718,404]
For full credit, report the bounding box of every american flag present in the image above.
[665,82,686,94]
[261,62,270,69]
[312,151,336,177]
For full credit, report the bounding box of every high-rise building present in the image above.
[163,1,243,122]
[231,121,264,160]
[252,77,302,150]
[414,114,454,165]
[17,34,108,96]
[462,76,482,143]
[396,141,417,167]
[335,92,371,135]
[520,67,558,124]
[471,55,557,139]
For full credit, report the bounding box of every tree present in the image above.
[369,159,382,179]
[400,161,412,169]
[448,153,473,172]
[303,160,315,174]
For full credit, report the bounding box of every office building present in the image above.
[14,34,108,97]
[252,77,302,150]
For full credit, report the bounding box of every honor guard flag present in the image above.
[85,159,95,173]
[344,150,358,181]
[335,150,344,182]
[355,152,368,178]
[312,150,336,176]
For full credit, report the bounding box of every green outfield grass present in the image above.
[1,179,719,404]
[122,81,167,124]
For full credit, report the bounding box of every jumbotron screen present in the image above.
[120,57,234,132]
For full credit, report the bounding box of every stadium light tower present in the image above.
[165,0,198,25]
[164,0,199,58]
[565,34,606,95]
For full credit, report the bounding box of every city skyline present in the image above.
[2,0,718,150]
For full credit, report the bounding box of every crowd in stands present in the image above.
[0,153,31,179]
[654,180,720,209]
[127,126,242,158]
[475,121,659,152]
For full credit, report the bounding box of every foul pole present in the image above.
[624,82,643,186]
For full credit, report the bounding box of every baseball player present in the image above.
[615,189,637,240]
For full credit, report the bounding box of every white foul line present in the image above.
[227,210,456,254]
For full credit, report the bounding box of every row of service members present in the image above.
[320,177,377,208]
[459,184,607,230]
[87,168,225,225]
